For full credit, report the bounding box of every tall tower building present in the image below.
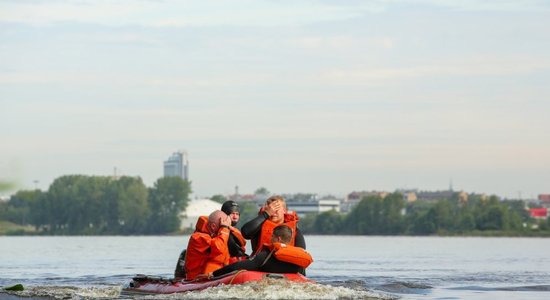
[163,150,189,181]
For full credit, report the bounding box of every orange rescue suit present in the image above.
[269,242,313,268]
[254,211,298,255]
[184,216,230,280]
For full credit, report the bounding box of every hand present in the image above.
[220,215,231,227]
[264,202,279,216]
[266,202,283,216]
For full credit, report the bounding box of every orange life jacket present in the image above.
[255,211,298,255]
[195,215,209,232]
[184,216,230,280]
[269,242,313,268]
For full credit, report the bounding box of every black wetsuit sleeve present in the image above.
[227,233,246,257]
[294,228,307,275]
[241,212,269,253]
[294,228,306,249]
[212,251,269,277]
[240,211,269,239]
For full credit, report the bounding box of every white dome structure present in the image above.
[180,198,222,230]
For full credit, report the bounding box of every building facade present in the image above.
[163,150,189,180]
[538,194,550,208]
[285,198,341,217]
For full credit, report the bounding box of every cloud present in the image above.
[400,0,550,12]
[2,0,549,29]
[319,60,550,85]
[0,0,368,27]
[293,36,394,50]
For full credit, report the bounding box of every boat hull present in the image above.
[123,270,313,294]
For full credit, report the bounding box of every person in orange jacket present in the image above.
[211,225,313,277]
[221,201,248,263]
[241,195,306,255]
[183,210,232,280]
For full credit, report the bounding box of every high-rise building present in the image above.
[163,150,189,180]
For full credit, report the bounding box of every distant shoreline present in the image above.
[2,232,550,237]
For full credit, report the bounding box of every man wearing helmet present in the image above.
[221,200,248,263]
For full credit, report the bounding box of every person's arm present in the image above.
[240,211,269,239]
[294,228,306,249]
[241,212,269,253]
[227,232,246,257]
[212,251,269,277]
[294,228,307,275]
[209,226,230,264]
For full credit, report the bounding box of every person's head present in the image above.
[207,210,227,234]
[221,200,240,226]
[265,195,287,224]
[271,225,293,244]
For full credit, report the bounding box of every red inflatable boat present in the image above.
[122,270,313,295]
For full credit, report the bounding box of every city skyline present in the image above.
[0,148,544,200]
[163,150,189,181]
[2,0,549,199]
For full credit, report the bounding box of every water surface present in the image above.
[1,236,549,299]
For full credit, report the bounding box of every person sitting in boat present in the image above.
[184,210,232,280]
[241,195,306,255]
[221,200,248,263]
[210,225,313,277]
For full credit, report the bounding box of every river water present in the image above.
[1,236,549,299]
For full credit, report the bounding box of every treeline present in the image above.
[0,175,191,235]
[3,182,549,236]
[300,192,550,235]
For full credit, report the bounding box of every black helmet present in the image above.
[221,200,239,215]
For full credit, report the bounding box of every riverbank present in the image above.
[0,221,36,235]
[2,226,550,237]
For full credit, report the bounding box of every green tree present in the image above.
[3,190,42,225]
[45,175,111,234]
[431,200,453,232]
[146,177,191,234]
[344,192,405,235]
[408,210,437,235]
[80,176,111,234]
[113,177,149,234]
[0,189,42,234]
[46,175,86,234]
[344,195,382,234]
[539,218,550,231]
[477,205,508,230]
[297,213,317,234]
[506,200,530,223]
[314,210,343,234]
[380,193,406,234]
[457,212,476,232]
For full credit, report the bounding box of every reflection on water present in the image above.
[1,236,550,299]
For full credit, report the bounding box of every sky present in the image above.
[1,0,550,199]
